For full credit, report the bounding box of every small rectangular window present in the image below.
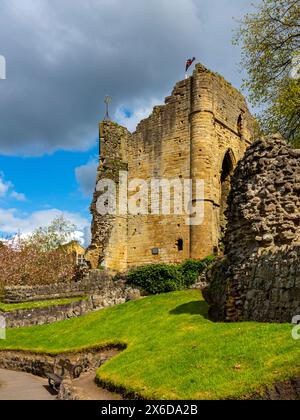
[176,239,183,251]
[76,254,86,266]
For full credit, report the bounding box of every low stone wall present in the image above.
[3,270,112,303]
[0,347,121,379]
[1,270,141,328]
[0,347,122,400]
[58,379,90,400]
[2,299,92,328]
[0,350,54,377]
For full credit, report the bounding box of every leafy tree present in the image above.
[26,216,76,252]
[234,0,300,147]
[0,217,77,290]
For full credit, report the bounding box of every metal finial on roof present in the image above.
[104,95,112,120]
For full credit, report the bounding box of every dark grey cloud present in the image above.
[0,0,256,157]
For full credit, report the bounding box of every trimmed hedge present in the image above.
[180,256,215,287]
[127,264,184,294]
[127,256,215,294]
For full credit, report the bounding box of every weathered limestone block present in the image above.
[204,135,300,322]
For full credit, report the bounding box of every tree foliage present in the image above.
[26,216,76,252]
[234,0,300,146]
[0,217,77,291]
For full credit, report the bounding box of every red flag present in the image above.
[186,57,196,72]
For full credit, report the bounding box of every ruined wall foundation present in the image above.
[204,135,300,323]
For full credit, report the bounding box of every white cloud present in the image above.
[10,191,27,202]
[75,159,98,197]
[0,208,91,247]
[0,175,12,198]
[115,99,161,133]
[75,101,161,196]
[0,173,26,202]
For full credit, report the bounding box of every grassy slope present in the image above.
[0,297,86,312]
[0,290,299,400]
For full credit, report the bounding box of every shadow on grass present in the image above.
[169,301,208,318]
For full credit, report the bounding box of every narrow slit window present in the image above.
[237,114,243,137]
[177,239,184,251]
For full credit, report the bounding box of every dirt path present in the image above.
[72,372,123,400]
[0,369,56,400]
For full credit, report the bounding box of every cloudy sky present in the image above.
[0,0,257,245]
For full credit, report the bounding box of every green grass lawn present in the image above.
[0,297,86,312]
[0,290,299,400]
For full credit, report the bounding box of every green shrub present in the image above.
[180,256,215,287]
[127,256,215,294]
[127,264,184,294]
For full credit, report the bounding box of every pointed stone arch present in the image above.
[219,149,236,246]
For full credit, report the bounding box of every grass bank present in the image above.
[0,297,86,312]
[0,290,299,399]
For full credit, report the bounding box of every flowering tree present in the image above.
[0,217,78,291]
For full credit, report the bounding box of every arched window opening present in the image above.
[219,151,235,248]
[237,114,243,138]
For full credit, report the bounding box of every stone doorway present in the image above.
[219,150,234,249]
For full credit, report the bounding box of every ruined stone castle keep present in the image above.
[86,64,254,272]
[204,135,300,323]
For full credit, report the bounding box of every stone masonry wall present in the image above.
[204,135,300,323]
[0,347,121,380]
[86,64,255,272]
[3,270,134,303]
[2,299,93,328]
[86,123,130,272]
[2,270,141,327]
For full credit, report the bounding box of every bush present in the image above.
[127,256,215,294]
[127,264,184,294]
[180,256,215,287]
